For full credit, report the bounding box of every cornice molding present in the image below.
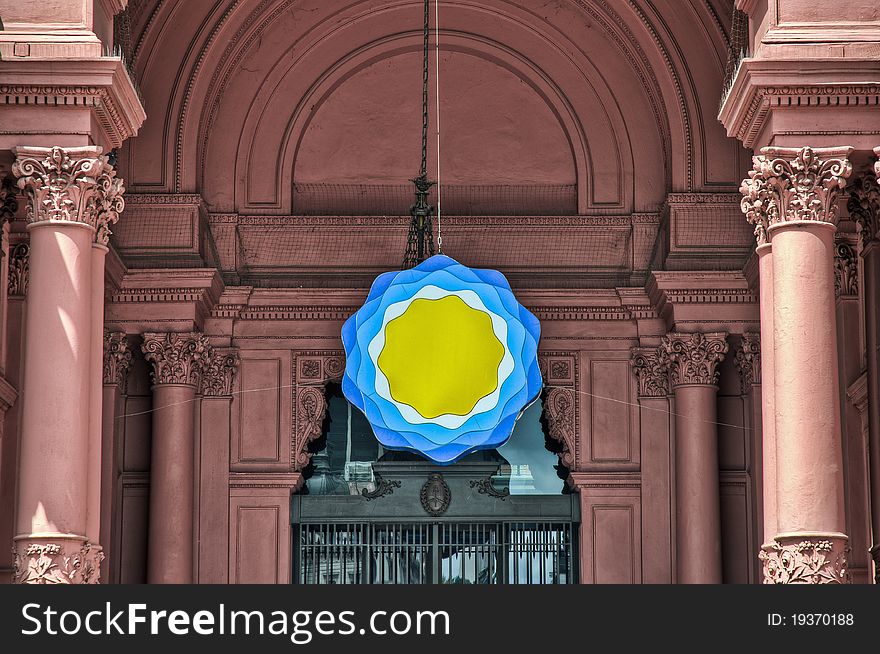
[0,58,145,148]
[719,58,880,148]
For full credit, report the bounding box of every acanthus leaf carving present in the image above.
[11,146,126,246]
[740,147,853,243]
[660,332,729,387]
[833,241,859,297]
[759,537,848,585]
[13,540,104,585]
[94,164,126,246]
[8,242,29,296]
[847,171,880,250]
[141,332,210,387]
[1,174,18,226]
[734,333,761,393]
[103,331,132,387]
[630,347,669,397]
[200,348,240,397]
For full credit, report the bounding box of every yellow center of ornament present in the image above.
[378,295,504,418]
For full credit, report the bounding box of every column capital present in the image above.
[833,240,859,298]
[630,346,669,397]
[11,146,126,244]
[847,170,880,251]
[200,349,240,397]
[734,332,761,393]
[660,332,729,387]
[7,243,29,296]
[141,332,211,387]
[1,174,18,225]
[740,146,853,244]
[103,331,132,388]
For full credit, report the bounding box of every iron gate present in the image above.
[292,461,579,585]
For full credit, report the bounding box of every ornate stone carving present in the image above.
[94,164,126,246]
[833,241,859,297]
[741,147,852,232]
[734,333,761,393]
[11,146,125,245]
[141,332,210,387]
[292,351,345,470]
[8,242,29,296]
[420,473,451,516]
[1,174,18,225]
[630,347,669,397]
[739,165,775,245]
[543,386,575,468]
[13,540,104,584]
[759,536,848,585]
[103,331,132,387]
[660,332,729,387]
[200,349,239,397]
[846,171,880,250]
[13,146,107,227]
[294,385,328,470]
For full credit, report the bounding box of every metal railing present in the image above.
[296,520,576,585]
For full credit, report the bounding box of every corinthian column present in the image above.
[197,349,239,583]
[141,332,210,584]
[10,146,119,583]
[848,156,880,584]
[631,347,673,583]
[744,146,852,584]
[101,331,132,582]
[660,332,728,584]
[739,177,778,558]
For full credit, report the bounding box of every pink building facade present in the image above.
[0,0,878,584]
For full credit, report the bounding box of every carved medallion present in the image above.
[420,473,451,516]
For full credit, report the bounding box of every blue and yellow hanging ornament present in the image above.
[341,255,542,464]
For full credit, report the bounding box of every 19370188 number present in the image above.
[790,614,854,626]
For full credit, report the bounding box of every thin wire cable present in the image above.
[115,380,753,432]
[434,0,443,253]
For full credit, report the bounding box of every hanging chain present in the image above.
[403,0,436,270]
[420,0,429,180]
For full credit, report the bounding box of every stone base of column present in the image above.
[759,532,849,584]
[869,544,880,585]
[12,534,104,584]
